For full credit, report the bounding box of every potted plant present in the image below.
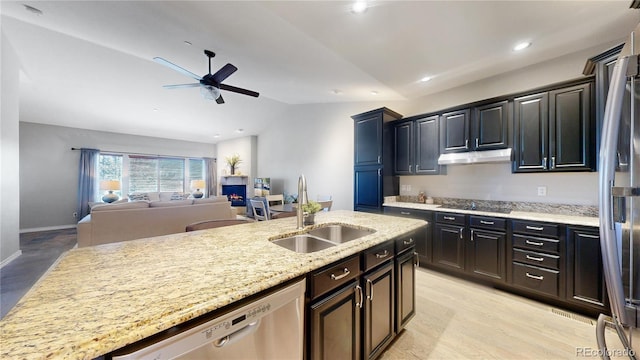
[225,154,242,175]
[301,200,322,225]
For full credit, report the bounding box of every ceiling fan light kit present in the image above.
[154,49,259,104]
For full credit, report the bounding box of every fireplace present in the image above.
[221,185,246,207]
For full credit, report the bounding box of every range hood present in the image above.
[437,148,512,165]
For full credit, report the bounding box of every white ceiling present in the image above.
[2,1,638,143]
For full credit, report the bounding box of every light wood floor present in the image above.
[381,268,638,359]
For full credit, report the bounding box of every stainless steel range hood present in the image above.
[437,148,512,165]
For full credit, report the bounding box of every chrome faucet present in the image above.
[297,174,308,229]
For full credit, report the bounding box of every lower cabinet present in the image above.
[395,248,416,331]
[383,207,433,264]
[467,216,507,281]
[566,226,608,313]
[433,213,466,271]
[363,262,395,360]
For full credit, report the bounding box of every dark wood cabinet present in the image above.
[440,109,471,153]
[467,216,506,281]
[393,115,441,175]
[363,262,395,360]
[513,80,595,173]
[566,226,608,312]
[395,249,416,332]
[383,207,432,265]
[353,108,402,212]
[433,213,466,271]
[473,100,510,150]
[309,280,361,360]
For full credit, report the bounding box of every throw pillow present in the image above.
[170,192,190,200]
[128,193,150,201]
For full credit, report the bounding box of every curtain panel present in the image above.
[205,157,217,197]
[76,148,99,220]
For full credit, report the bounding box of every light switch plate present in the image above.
[537,186,547,196]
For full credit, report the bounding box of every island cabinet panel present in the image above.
[395,248,416,332]
[309,280,361,360]
[566,226,608,313]
[363,262,395,360]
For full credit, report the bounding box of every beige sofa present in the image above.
[77,196,236,247]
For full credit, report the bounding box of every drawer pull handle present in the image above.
[366,279,374,301]
[375,250,390,258]
[480,220,495,225]
[443,216,456,221]
[526,255,544,262]
[355,285,363,309]
[526,225,544,231]
[403,238,414,245]
[525,272,544,281]
[331,268,351,281]
[400,211,411,215]
[525,240,544,246]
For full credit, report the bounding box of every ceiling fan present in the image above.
[153,50,259,104]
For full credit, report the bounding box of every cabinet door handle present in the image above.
[526,255,544,262]
[443,216,456,221]
[551,156,556,169]
[470,229,474,242]
[465,139,469,149]
[525,272,544,281]
[542,157,547,170]
[403,238,414,245]
[375,250,390,259]
[475,138,479,149]
[330,268,351,281]
[400,211,411,215]
[377,155,381,164]
[459,228,464,240]
[366,279,374,301]
[378,168,381,176]
[409,165,412,172]
[480,220,494,225]
[526,225,544,231]
[416,164,420,171]
[525,240,544,246]
[414,251,420,268]
[355,285,363,309]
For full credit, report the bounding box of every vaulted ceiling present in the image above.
[2,1,638,143]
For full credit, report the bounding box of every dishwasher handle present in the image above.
[213,319,261,348]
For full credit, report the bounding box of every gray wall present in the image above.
[19,123,216,231]
[1,31,22,264]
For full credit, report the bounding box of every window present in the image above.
[97,153,206,200]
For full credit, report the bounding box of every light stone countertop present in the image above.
[383,202,599,227]
[0,210,426,359]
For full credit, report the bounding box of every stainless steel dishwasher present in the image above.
[111,279,305,359]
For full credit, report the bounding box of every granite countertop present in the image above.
[383,201,599,227]
[0,210,426,359]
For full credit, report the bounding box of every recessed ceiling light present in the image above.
[370,90,378,95]
[331,89,342,95]
[23,4,43,15]
[351,1,368,14]
[153,108,159,112]
[184,41,192,46]
[513,42,531,51]
[236,128,244,133]
[213,134,220,138]
[420,76,432,83]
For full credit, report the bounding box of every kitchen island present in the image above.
[0,210,426,359]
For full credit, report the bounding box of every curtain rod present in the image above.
[70,147,216,161]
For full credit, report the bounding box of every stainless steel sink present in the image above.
[271,235,336,253]
[306,224,376,244]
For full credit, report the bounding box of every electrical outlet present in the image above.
[406,185,412,192]
[537,186,547,196]
[72,212,78,219]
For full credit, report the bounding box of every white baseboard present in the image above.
[0,250,22,268]
[20,224,76,234]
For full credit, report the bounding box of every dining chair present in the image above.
[266,194,284,206]
[250,199,271,221]
[186,219,252,232]
[318,200,333,212]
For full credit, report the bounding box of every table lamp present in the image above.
[100,180,121,203]
[190,180,206,199]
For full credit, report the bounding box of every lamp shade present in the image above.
[100,180,121,191]
[190,180,206,190]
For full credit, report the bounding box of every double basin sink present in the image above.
[270,224,376,253]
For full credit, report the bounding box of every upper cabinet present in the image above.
[513,80,595,173]
[394,115,442,175]
[440,100,510,154]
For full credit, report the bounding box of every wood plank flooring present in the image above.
[381,268,638,359]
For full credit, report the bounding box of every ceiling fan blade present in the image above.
[162,83,201,89]
[153,57,202,81]
[219,84,259,98]
[216,94,225,104]
[211,63,238,84]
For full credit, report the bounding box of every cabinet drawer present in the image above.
[512,220,559,238]
[513,234,560,254]
[512,262,559,297]
[513,248,560,270]
[363,241,395,272]
[310,255,361,300]
[384,207,431,220]
[469,216,506,230]
[395,231,418,255]
[436,212,466,225]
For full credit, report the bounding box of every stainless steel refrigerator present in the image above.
[598,23,640,359]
